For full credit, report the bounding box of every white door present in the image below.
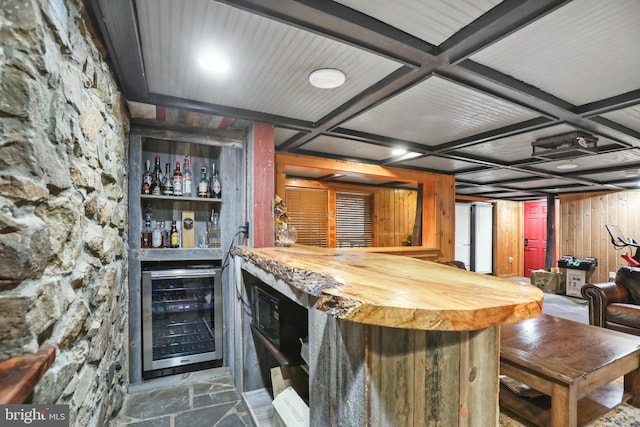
[472,202,493,274]
[455,203,471,270]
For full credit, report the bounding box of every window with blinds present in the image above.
[285,187,328,247]
[336,192,372,248]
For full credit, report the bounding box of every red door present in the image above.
[524,201,547,277]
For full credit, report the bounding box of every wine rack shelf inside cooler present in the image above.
[152,318,215,361]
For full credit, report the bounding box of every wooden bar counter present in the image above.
[233,245,543,426]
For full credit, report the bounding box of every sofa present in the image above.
[581,266,640,336]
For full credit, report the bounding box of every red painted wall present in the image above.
[250,123,275,247]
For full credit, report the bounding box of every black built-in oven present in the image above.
[250,279,308,360]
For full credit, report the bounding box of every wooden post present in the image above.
[545,194,556,271]
[412,183,423,246]
[249,123,275,248]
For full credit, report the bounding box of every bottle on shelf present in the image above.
[162,220,170,248]
[183,155,192,197]
[151,220,164,248]
[151,155,163,195]
[141,203,153,248]
[209,162,221,199]
[141,217,153,248]
[169,220,180,248]
[207,209,221,248]
[197,165,209,198]
[141,159,152,195]
[172,161,183,196]
[162,163,173,196]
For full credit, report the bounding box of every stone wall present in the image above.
[0,0,129,425]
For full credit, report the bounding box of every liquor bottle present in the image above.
[207,209,221,248]
[197,165,209,198]
[141,159,152,194]
[209,162,221,199]
[172,161,183,196]
[151,155,163,195]
[162,163,173,195]
[183,155,192,197]
[162,220,170,248]
[169,220,180,248]
[141,218,152,248]
[151,220,164,248]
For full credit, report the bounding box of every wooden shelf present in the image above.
[243,388,276,427]
[141,194,222,203]
[136,248,223,262]
[499,381,629,427]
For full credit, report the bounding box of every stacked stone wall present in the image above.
[0,0,129,425]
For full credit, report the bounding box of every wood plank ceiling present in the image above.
[88,0,640,200]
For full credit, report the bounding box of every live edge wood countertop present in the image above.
[234,244,543,331]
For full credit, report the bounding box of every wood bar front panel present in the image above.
[309,310,499,426]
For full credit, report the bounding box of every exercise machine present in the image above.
[606,224,640,267]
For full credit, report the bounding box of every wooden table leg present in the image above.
[550,382,578,427]
[625,367,640,407]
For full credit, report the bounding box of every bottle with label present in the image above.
[183,155,192,197]
[151,220,164,248]
[141,159,152,194]
[197,165,209,198]
[172,161,183,196]
[209,162,221,199]
[207,209,221,248]
[141,218,153,248]
[151,155,163,195]
[169,220,180,248]
[162,163,173,195]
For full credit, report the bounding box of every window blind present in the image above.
[336,192,372,248]
[285,187,328,247]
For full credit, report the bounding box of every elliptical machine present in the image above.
[606,224,640,267]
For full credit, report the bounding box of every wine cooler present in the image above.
[141,267,222,377]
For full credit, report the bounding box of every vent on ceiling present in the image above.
[531,131,598,160]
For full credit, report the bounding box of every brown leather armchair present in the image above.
[581,266,640,336]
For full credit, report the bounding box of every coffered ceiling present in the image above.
[88,0,640,200]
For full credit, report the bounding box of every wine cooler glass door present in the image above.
[142,268,222,372]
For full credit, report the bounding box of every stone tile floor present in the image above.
[114,368,254,427]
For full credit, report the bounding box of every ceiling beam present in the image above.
[215,0,436,66]
[574,89,640,117]
[88,0,148,100]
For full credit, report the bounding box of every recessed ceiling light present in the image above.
[309,68,346,89]
[198,52,230,75]
[556,162,578,170]
[392,148,407,156]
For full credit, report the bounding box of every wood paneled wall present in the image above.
[494,200,524,278]
[560,190,640,284]
[276,153,455,261]
[373,188,417,247]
